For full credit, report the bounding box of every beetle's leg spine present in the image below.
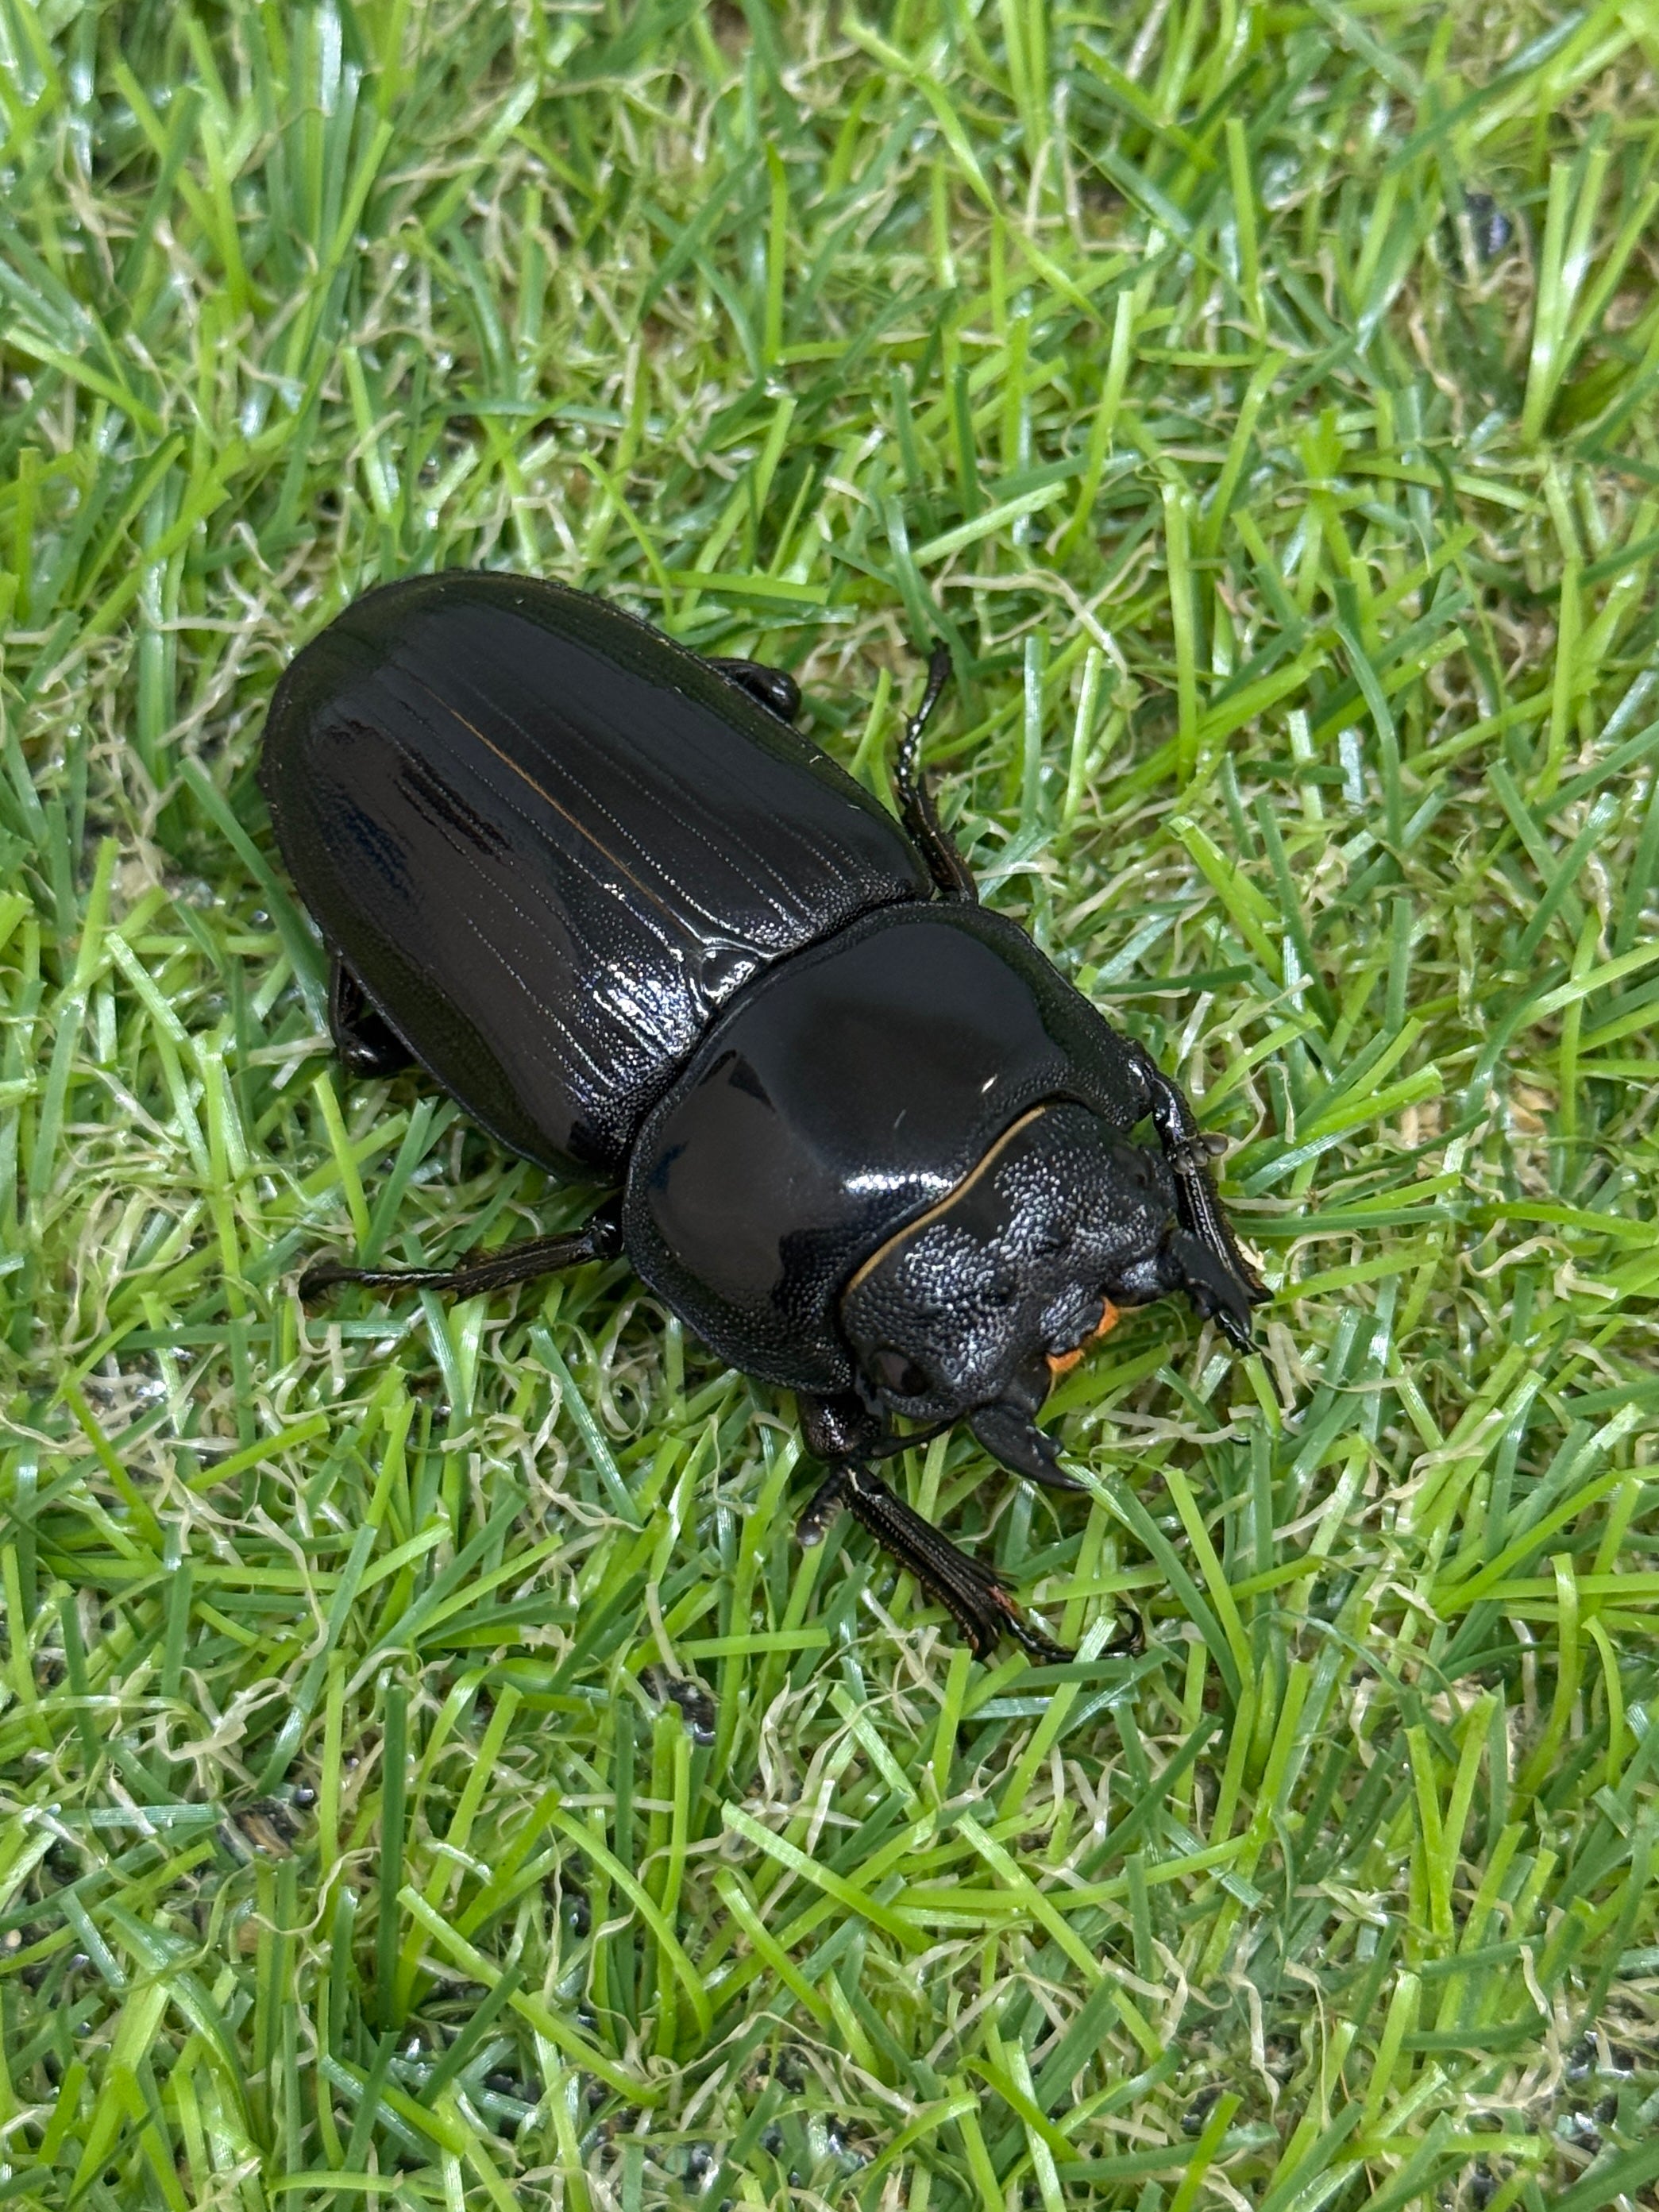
[299,1212,621,1303]
[841,1464,999,1656]
[895,643,979,905]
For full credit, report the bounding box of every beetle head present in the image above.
[839,1102,1252,1485]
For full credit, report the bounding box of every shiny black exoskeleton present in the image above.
[261,572,1267,1662]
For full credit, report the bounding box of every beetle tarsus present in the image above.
[989,1589,1076,1668]
[895,642,978,904]
[802,1460,1074,1665]
[299,1216,619,1305]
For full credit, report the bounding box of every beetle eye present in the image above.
[872,1347,931,1397]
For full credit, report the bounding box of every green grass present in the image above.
[3,0,1659,2205]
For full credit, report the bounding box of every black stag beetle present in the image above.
[261,573,1267,1662]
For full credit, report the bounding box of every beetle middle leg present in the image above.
[797,1459,1073,1665]
[300,1209,621,1303]
[894,643,978,903]
[709,658,802,724]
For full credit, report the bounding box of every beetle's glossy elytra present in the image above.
[264,574,931,1172]
[263,570,1267,1662]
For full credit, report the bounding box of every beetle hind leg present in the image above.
[300,1211,620,1303]
[798,1461,1073,1665]
[329,955,413,1077]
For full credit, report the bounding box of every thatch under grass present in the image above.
[3,2,1659,2206]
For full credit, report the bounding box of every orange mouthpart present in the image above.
[1045,1299,1120,1376]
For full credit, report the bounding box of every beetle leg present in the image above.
[797,1393,957,1466]
[894,643,979,904]
[708,657,802,724]
[797,1390,886,1464]
[798,1461,1073,1665]
[1128,1044,1268,1349]
[299,1210,621,1303]
[1103,1608,1144,1658]
[329,955,413,1077]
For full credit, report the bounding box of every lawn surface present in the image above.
[4,2,1659,2206]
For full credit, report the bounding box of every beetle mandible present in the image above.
[262,572,1267,1662]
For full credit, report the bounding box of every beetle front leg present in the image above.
[1128,1044,1267,1347]
[797,1460,1073,1665]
